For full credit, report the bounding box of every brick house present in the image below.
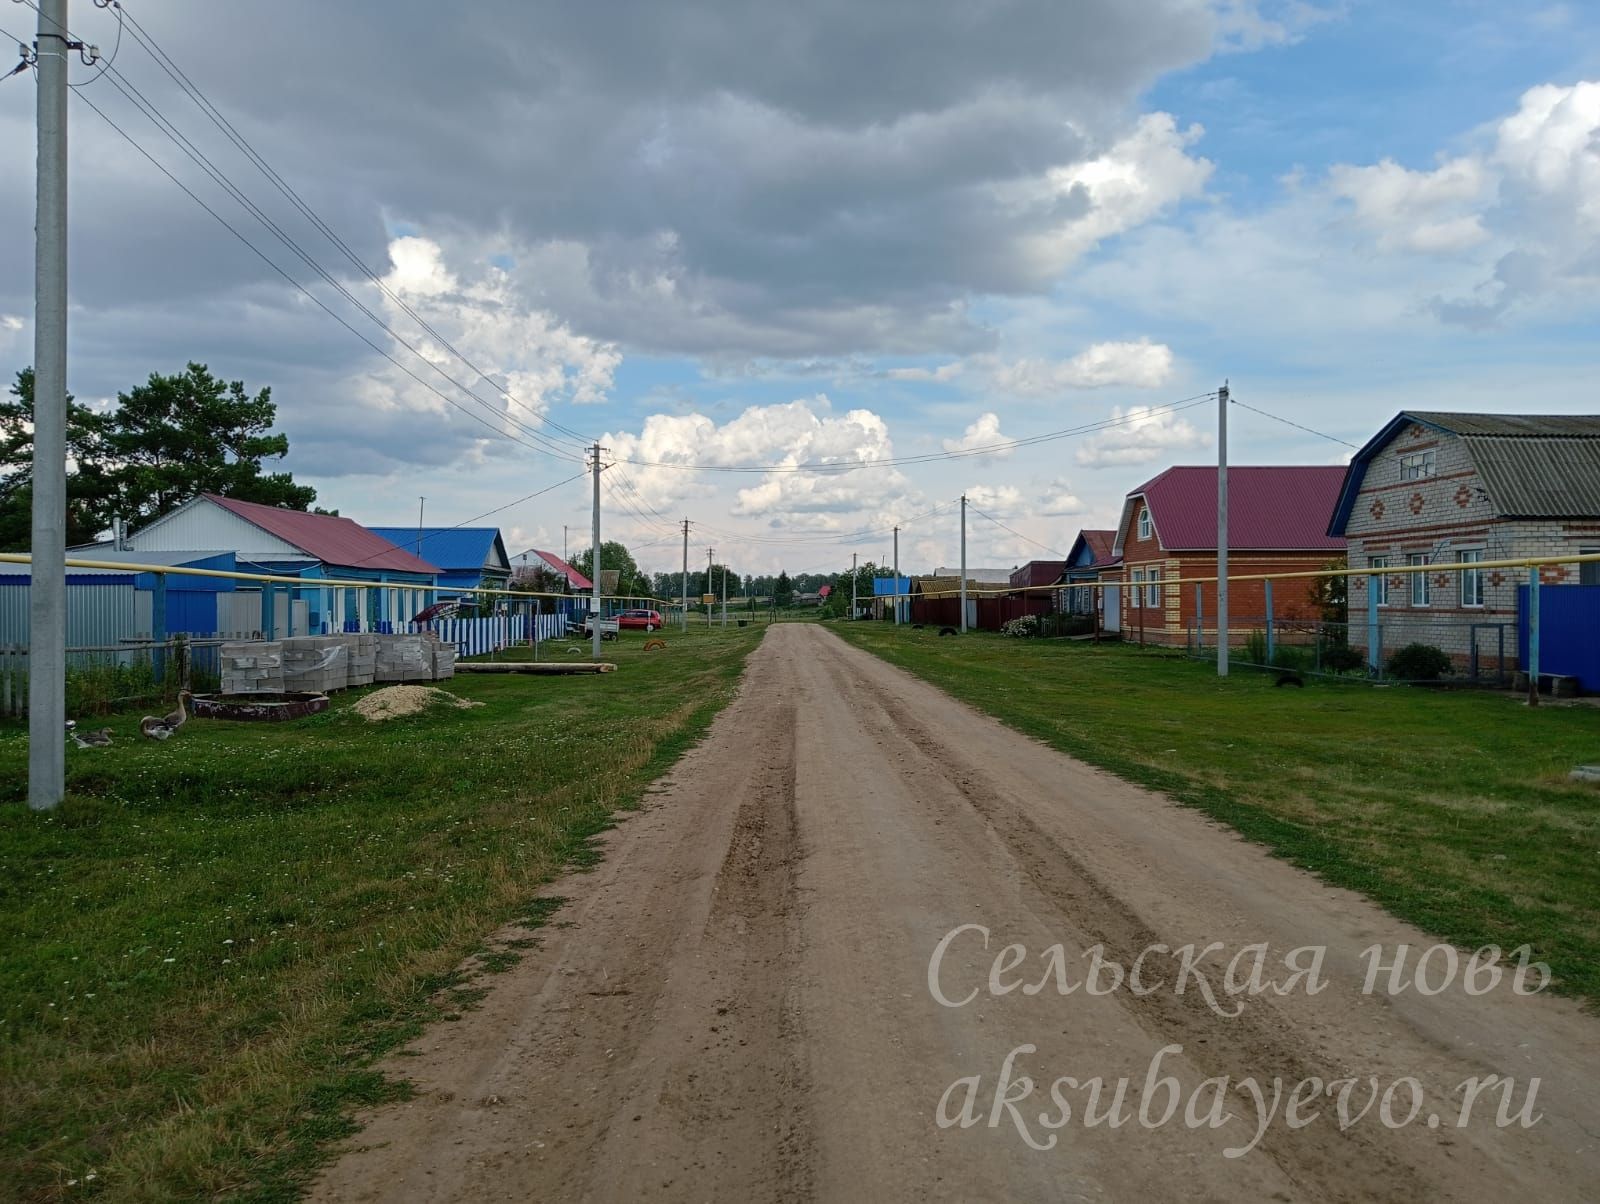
[1328,411,1600,665]
[1113,466,1347,646]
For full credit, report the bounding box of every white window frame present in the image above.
[1458,549,1485,608]
[1145,568,1161,609]
[1407,553,1430,607]
[1398,449,1436,481]
[1129,567,1144,608]
[1370,555,1390,606]
[1137,507,1152,541]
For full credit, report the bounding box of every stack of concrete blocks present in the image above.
[374,633,432,683]
[220,641,284,695]
[339,633,377,688]
[428,633,457,681]
[281,638,348,695]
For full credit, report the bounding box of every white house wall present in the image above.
[127,499,305,561]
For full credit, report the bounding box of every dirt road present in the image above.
[312,624,1600,1202]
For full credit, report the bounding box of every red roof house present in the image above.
[1112,466,1347,646]
[512,548,593,591]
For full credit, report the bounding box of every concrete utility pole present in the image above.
[959,494,968,633]
[1216,382,1230,678]
[851,552,858,620]
[680,518,689,632]
[590,443,603,661]
[892,525,900,625]
[29,0,69,812]
[720,558,727,627]
[416,496,425,556]
[706,547,714,628]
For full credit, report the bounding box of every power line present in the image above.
[108,2,597,452]
[89,63,581,464]
[1230,396,1359,450]
[966,501,1065,559]
[69,86,586,465]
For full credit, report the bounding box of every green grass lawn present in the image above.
[834,623,1600,1005]
[0,624,762,1203]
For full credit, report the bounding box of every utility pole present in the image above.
[590,443,604,661]
[29,0,69,812]
[959,494,968,633]
[1217,382,1230,678]
[680,518,689,632]
[416,496,425,556]
[852,552,858,620]
[706,547,714,628]
[563,524,568,563]
[721,558,727,627]
[893,525,900,625]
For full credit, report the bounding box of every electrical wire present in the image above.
[966,501,1066,559]
[66,0,119,89]
[1230,396,1359,450]
[70,86,584,465]
[92,64,581,464]
[110,2,597,451]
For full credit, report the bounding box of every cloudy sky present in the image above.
[2,0,1598,577]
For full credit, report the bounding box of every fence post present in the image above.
[1527,567,1541,707]
[1264,579,1275,664]
[1194,584,1203,651]
[1365,570,1381,676]
[152,571,168,684]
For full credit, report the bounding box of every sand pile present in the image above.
[353,685,483,722]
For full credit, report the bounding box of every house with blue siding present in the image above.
[76,548,241,636]
[122,494,438,635]
[368,527,510,599]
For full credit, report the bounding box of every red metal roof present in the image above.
[1122,466,1347,552]
[1010,560,1066,588]
[531,549,592,590]
[203,494,439,574]
[1082,530,1116,565]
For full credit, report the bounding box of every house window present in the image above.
[1458,549,1484,607]
[1137,507,1152,541]
[1130,568,1144,607]
[1398,449,1435,481]
[1581,548,1599,587]
[1408,553,1430,606]
[1145,568,1161,609]
[1370,555,1390,606]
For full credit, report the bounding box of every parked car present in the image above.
[618,608,664,631]
[575,615,620,640]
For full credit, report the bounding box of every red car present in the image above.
[617,608,664,631]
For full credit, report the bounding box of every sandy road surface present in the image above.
[313,624,1600,1202]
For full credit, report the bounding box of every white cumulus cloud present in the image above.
[1075,403,1208,467]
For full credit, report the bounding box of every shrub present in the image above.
[1243,629,1269,665]
[1000,615,1040,638]
[1385,642,1453,681]
[1321,644,1366,674]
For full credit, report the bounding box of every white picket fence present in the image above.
[397,612,569,656]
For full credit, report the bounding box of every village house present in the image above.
[1113,465,1347,646]
[1328,411,1600,667]
[369,527,511,601]
[1054,529,1116,618]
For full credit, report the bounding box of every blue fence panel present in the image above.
[1518,584,1600,691]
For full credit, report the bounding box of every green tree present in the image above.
[570,540,647,597]
[0,368,116,550]
[104,362,315,527]
[774,570,794,608]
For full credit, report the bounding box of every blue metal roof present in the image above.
[368,527,508,574]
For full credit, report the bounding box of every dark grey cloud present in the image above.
[0,0,1228,474]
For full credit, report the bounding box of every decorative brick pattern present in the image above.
[1408,492,1425,515]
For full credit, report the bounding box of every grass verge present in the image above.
[834,623,1600,1005]
[0,624,761,1202]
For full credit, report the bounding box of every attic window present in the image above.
[1398,450,1435,481]
[1137,507,1152,540]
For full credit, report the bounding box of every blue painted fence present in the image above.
[1518,584,1600,692]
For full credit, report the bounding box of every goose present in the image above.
[69,725,113,748]
[140,690,192,741]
